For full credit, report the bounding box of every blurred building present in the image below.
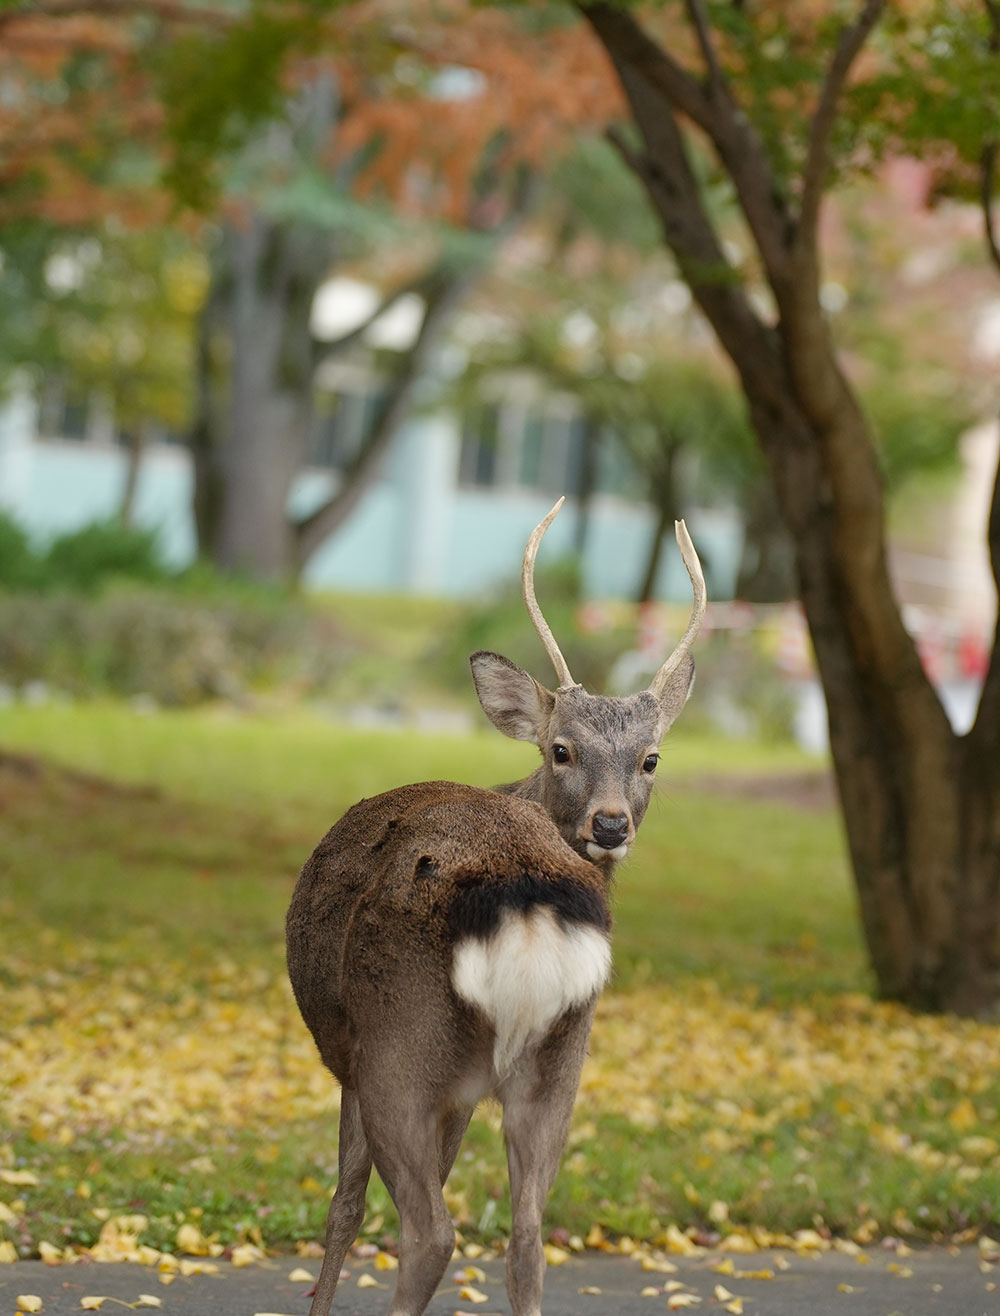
[0,370,742,602]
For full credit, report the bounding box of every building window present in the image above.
[458,392,637,500]
[311,383,386,471]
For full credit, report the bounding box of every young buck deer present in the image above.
[286,498,705,1316]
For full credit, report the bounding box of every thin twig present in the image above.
[798,0,885,247]
[684,0,725,86]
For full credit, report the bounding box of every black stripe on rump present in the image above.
[448,872,610,942]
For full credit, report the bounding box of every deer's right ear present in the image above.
[470,651,554,744]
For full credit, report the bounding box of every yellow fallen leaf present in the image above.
[0,1240,19,1264]
[38,1241,63,1264]
[665,1280,687,1292]
[458,1286,489,1303]
[719,1233,758,1254]
[640,1287,661,1297]
[543,1244,570,1265]
[838,1283,862,1293]
[80,1300,105,1310]
[713,1258,735,1276]
[374,1251,398,1271]
[158,1275,176,1287]
[454,1266,486,1284]
[714,1285,736,1301]
[357,1274,380,1288]
[662,1225,700,1256]
[231,1243,265,1268]
[667,1296,702,1310]
[0,1202,20,1224]
[287,1267,315,1282]
[949,1098,979,1131]
[724,1301,744,1315]
[176,1223,210,1256]
[887,1263,913,1278]
[641,1256,678,1273]
[735,1268,775,1280]
[462,1242,485,1259]
[1,1170,39,1186]
[178,1259,219,1276]
[16,1298,43,1313]
[585,1223,608,1250]
[135,1298,162,1309]
[579,1286,602,1295]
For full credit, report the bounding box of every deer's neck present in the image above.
[492,767,545,804]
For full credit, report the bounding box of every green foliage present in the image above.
[865,377,969,489]
[0,585,352,706]
[42,520,167,594]
[0,511,42,591]
[154,6,327,210]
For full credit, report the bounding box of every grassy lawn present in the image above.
[2,701,999,1263]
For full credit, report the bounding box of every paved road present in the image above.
[1,1247,996,1316]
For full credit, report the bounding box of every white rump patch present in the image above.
[452,906,611,1076]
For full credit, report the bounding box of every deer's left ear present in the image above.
[655,655,695,739]
[470,650,555,744]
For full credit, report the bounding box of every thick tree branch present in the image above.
[599,62,786,416]
[982,143,1000,275]
[797,0,886,258]
[579,1,793,285]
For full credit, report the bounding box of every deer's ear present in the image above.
[655,655,695,739]
[470,651,554,744]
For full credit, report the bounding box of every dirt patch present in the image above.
[0,749,160,805]
[682,770,836,811]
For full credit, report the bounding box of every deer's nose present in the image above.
[591,811,630,850]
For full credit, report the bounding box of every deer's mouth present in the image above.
[585,840,629,863]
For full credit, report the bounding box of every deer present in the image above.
[285,497,706,1316]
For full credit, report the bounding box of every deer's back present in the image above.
[286,781,610,1089]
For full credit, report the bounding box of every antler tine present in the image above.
[522,497,578,692]
[648,520,707,698]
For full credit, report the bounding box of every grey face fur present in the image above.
[470,649,695,866]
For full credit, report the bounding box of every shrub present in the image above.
[0,511,43,591]
[0,586,353,705]
[42,520,167,593]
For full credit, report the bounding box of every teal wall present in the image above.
[1,407,741,601]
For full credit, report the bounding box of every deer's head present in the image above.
[471,499,705,868]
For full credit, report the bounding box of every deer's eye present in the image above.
[552,744,571,765]
[642,753,659,774]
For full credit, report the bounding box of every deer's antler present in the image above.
[522,498,579,692]
[648,519,706,698]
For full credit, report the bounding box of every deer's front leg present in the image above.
[500,1008,593,1316]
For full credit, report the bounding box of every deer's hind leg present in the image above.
[360,1084,459,1316]
[309,1087,373,1316]
[500,1010,593,1316]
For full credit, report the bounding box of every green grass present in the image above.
[2,702,999,1258]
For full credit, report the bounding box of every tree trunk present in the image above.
[117,421,146,527]
[582,1,1000,1013]
[189,214,333,579]
[634,439,680,604]
[735,477,797,602]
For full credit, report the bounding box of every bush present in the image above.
[0,586,353,705]
[42,520,167,593]
[0,511,43,591]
